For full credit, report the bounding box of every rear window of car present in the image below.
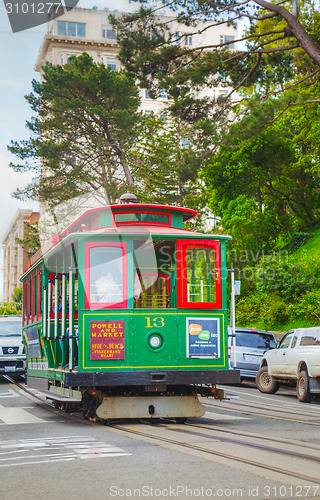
[0,319,22,337]
[236,331,277,349]
[299,329,320,346]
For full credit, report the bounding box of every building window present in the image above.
[57,21,86,38]
[175,32,180,45]
[145,90,151,99]
[160,111,167,122]
[159,89,167,99]
[106,58,117,71]
[145,110,152,116]
[185,34,192,46]
[220,35,235,49]
[102,25,116,39]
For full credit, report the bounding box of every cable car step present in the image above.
[42,389,82,402]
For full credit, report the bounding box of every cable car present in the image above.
[21,196,239,422]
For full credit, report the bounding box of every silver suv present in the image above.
[0,316,25,375]
[229,327,278,380]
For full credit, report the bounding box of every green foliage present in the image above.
[0,303,19,315]
[220,195,277,262]
[257,256,320,297]
[112,0,320,126]
[287,290,320,322]
[236,292,289,330]
[236,227,320,330]
[8,53,143,206]
[16,222,40,259]
[12,287,23,312]
[130,114,213,227]
[237,289,320,330]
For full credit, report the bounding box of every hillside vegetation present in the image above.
[235,227,320,333]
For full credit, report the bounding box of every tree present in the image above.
[110,0,320,123]
[8,53,143,208]
[130,112,215,227]
[16,221,40,259]
[12,287,23,312]
[202,94,320,253]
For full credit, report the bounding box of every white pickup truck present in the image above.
[256,327,320,402]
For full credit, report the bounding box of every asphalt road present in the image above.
[0,376,320,500]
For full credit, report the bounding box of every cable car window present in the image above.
[135,274,170,308]
[28,276,32,324]
[85,242,128,309]
[114,213,169,225]
[177,240,221,309]
[33,272,37,321]
[23,281,27,326]
[186,248,216,303]
[133,239,174,309]
[38,268,43,318]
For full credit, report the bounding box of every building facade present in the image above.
[2,210,40,302]
[35,7,238,115]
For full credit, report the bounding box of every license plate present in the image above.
[244,354,261,364]
[4,366,16,372]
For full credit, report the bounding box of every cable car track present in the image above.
[110,423,320,485]
[203,398,320,426]
[5,375,320,486]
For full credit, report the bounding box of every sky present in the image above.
[0,0,137,299]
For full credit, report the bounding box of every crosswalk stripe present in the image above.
[0,436,131,466]
[0,408,49,424]
[0,390,20,399]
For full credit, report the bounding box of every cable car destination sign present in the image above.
[90,321,125,360]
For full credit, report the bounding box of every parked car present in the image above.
[228,327,278,380]
[256,327,320,402]
[0,315,25,375]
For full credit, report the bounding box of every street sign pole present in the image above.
[228,269,237,368]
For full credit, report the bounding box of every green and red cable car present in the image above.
[21,198,239,422]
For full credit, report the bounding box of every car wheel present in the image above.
[256,366,280,394]
[297,370,312,403]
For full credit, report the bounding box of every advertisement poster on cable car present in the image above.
[186,317,220,358]
[23,326,42,358]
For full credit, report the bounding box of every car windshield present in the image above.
[0,319,22,337]
[236,332,277,349]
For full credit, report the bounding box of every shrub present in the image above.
[287,290,320,321]
[0,303,19,315]
[256,256,320,297]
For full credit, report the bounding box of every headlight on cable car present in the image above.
[148,334,163,349]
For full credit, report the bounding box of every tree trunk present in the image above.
[253,0,320,66]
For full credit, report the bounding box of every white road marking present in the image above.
[0,389,20,398]
[0,408,50,424]
[203,411,251,421]
[220,386,320,411]
[0,436,131,467]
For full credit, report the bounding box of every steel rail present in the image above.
[4,375,320,484]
